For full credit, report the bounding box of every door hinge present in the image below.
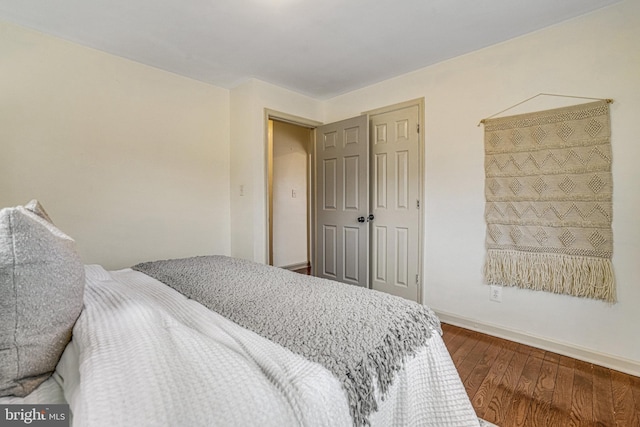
[416,199,420,209]
[416,274,419,285]
[416,123,420,133]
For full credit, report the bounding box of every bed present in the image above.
[1,201,481,426]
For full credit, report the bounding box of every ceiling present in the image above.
[0,0,620,99]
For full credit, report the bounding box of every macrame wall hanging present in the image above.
[480,95,615,302]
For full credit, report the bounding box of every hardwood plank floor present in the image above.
[442,323,640,427]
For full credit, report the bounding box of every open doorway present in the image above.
[267,114,318,273]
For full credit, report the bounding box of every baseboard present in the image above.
[434,309,640,378]
[279,261,310,271]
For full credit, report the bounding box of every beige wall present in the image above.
[272,120,309,267]
[323,0,640,369]
[229,79,322,263]
[0,21,231,269]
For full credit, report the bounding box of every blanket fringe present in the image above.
[484,250,616,303]
[344,309,442,426]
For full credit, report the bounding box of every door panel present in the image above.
[396,150,409,209]
[395,227,409,286]
[374,153,387,208]
[374,226,387,281]
[316,115,369,287]
[370,106,420,301]
[323,159,337,210]
[343,226,360,282]
[322,225,337,278]
[343,155,360,210]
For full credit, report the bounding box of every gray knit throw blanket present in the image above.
[133,256,441,426]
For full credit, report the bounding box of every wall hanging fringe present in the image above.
[478,93,614,127]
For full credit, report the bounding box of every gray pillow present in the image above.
[0,201,85,397]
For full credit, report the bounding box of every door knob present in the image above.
[367,214,375,222]
[357,216,365,223]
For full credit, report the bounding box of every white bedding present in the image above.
[62,265,353,427]
[0,374,66,405]
[2,265,479,427]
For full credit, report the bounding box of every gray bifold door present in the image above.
[315,115,369,288]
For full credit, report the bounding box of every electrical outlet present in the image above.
[489,285,502,302]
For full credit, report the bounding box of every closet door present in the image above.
[315,115,369,288]
[369,105,420,302]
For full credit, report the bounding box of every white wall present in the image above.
[0,21,231,269]
[323,0,640,367]
[230,79,322,263]
[272,120,309,267]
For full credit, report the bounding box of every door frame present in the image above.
[363,98,425,303]
[264,109,322,269]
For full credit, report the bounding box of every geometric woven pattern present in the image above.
[483,101,615,302]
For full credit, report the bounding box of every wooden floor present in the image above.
[292,265,312,275]
[442,323,640,427]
